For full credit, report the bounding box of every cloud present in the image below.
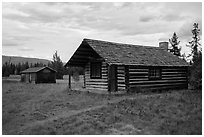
[139,15,156,22]
[19,47,34,51]
[2,42,19,47]
[162,13,187,22]
[178,18,202,40]
[2,2,202,62]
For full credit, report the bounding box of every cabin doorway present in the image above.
[109,65,117,92]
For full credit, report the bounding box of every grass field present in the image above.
[2,78,202,135]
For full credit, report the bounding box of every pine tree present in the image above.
[187,23,201,62]
[169,32,181,56]
[187,23,202,90]
[51,51,64,79]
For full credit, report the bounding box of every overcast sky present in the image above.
[2,2,202,62]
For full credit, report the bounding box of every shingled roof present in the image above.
[21,66,56,74]
[65,38,189,67]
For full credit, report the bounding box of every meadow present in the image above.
[2,76,202,135]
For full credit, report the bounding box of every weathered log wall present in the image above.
[85,62,108,90]
[127,66,188,90]
[84,63,188,92]
[116,65,125,91]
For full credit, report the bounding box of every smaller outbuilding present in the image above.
[20,66,57,84]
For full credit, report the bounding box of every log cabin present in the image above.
[65,38,189,92]
[20,66,57,84]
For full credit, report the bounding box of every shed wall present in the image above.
[85,61,108,90]
[31,73,36,83]
[36,71,56,83]
[25,74,30,83]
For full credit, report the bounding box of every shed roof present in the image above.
[21,66,57,74]
[65,38,189,67]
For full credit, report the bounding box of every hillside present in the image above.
[2,55,51,65]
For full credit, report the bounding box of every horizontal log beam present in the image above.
[129,83,187,89]
[85,78,107,81]
[129,78,149,81]
[129,79,187,85]
[86,87,108,91]
[86,85,108,89]
[129,75,149,78]
[129,69,149,72]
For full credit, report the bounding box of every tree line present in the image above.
[2,62,46,77]
[2,51,84,79]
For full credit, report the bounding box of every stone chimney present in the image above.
[159,42,168,51]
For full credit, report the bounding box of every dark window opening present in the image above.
[149,67,161,80]
[90,62,102,79]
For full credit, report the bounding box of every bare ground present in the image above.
[2,79,202,135]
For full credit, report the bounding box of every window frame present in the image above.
[148,67,161,80]
[90,62,102,79]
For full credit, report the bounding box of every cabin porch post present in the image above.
[68,74,71,89]
[125,65,130,92]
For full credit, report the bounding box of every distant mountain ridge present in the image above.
[2,55,51,65]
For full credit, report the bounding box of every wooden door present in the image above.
[108,65,117,92]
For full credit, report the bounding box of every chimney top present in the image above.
[159,42,168,51]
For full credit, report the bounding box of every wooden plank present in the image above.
[162,77,187,80]
[86,87,108,91]
[129,75,149,78]
[162,69,187,71]
[162,72,186,74]
[117,77,125,80]
[129,79,187,85]
[86,84,108,87]
[117,70,125,73]
[118,79,125,82]
[129,84,187,91]
[130,83,187,89]
[86,79,107,82]
[129,78,149,81]
[129,71,148,74]
[102,63,107,67]
[129,69,149,72]
[102,68,107,71]
[86,81,108,84]
[86,83,108,87]
[86,85,108,89]
[118,83,125,87]
[85,73,105,77]
[162,74,186,77]
[86,81,107,84]
[117,66,125,69]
